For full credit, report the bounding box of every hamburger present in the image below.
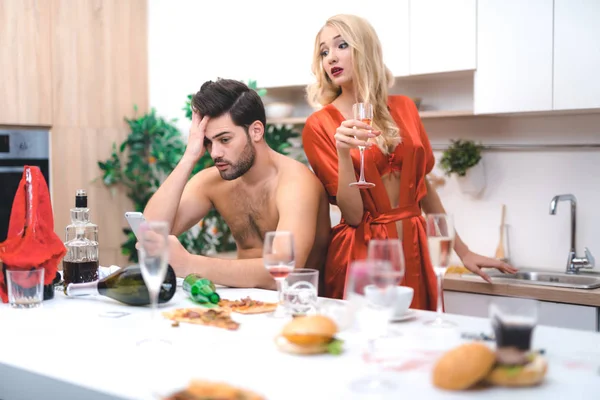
[432,342,497,390]
[486,348,548,387]
[275,315,343,355]
[432,342,548,391]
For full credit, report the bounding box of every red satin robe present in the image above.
[301,95,438,311]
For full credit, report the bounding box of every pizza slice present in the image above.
[162,308,240,331]
[218,296,278,314]
[165,379,265,400]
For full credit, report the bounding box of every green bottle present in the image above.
[183,274,220,305]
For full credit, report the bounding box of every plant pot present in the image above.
[456,160,486,196]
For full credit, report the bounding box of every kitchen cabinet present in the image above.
[474,0,553,114]
[553,0,600,110]
[0,0,52,126]
[409,0,476,75]
[255,0,410,88]
[444,291,599,332]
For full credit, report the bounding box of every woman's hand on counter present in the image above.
[459,251,518,283]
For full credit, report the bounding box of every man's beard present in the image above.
[215,138,256,181]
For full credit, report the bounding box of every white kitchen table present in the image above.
[1,286,599,400]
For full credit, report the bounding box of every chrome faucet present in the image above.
[549,194,595,274]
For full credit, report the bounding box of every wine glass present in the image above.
[137,220,171,346]
[424,214,456,328]
[349,102,375,189]
[346,259,397,394]
[367,239,406,335]
[263,231,295,318]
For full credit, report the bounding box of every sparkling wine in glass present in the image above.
[346,260,398,394]
[424,214,456,328]
[263,231,295,318]
[349,102,375,189]
[136,220,171,347]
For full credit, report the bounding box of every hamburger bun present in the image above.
[276,315,338,355]
[486,353,548,387]
[432,342,497,391]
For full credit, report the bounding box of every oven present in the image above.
[0,129,50,242]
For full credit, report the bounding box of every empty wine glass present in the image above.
[424,214,456,328]
[349,102,375,189]
[367,239,406,336]
[137,220,171,346]
[263,231,295,318]
[346,259,397,394]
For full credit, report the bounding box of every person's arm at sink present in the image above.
[421,179,518,283]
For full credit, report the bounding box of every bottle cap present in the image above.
[75,189,87,208]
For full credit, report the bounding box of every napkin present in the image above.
[0,166,67,303]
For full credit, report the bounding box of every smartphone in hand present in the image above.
[124,211,146,239]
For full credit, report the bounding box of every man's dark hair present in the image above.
[191,79,266,131]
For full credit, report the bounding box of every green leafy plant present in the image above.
[99,80,302,262]
[439,139,484,177]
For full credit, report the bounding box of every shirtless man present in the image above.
[144,79,331,290]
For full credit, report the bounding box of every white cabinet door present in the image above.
[362,1,410,77]
[444,291,598,332]
[474,0,553,114]
[553,0,600,110]
[409,0,476,75]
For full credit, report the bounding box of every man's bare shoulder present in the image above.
[189,166,225,190]
[274,153,325,193]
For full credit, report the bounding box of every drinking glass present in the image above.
[489,297,539,351]
[424,213,456,328]
[347,260,397,394]
[283,268,319,316]
[263,231,295,318]
[349,102,375,189]
[137,220,171,346]
[6,268,45,308]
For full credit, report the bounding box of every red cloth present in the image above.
[301,95,438,311]
[0,166,66,303]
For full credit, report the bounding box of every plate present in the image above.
[389,309,417,323]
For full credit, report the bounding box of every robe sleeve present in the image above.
[301,114,339,201]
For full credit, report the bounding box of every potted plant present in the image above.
[439,139,486,196]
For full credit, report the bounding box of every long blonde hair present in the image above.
[306,14,400,154]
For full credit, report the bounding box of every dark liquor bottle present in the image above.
[66,264,177,306]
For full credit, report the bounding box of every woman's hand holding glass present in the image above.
[334,119,378,151]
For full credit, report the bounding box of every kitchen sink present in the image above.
[461,269,600,290]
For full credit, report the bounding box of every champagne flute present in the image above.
[349,102,375,189]
[424,214,456,328]
[263,231,295,318]
[346,259,397,393]
[137,220,171,346]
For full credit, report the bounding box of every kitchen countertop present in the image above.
[444,272,600,307]
[1,287,600,399]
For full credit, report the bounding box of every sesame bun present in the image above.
[432,342,497,391]
[486,353,548,387]
[276,315,338,355]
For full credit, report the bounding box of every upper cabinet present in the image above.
[474,0,553,114]
[0,0,52,126]
[409,0,476,75]
[553,0,600,110]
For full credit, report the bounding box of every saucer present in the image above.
[390,309,417,323]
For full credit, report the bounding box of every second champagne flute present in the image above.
[349,102,375,189]
[136,220,171,347]
[424,213,456,328]
[263,231,295,318]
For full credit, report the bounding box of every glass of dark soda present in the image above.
[489,297,539,351]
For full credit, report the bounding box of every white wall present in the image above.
[425,113,600,271]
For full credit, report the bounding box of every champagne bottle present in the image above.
[182,274,220,305]
[66,264,177,306]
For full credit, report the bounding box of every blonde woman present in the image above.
[301,14,516,309]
